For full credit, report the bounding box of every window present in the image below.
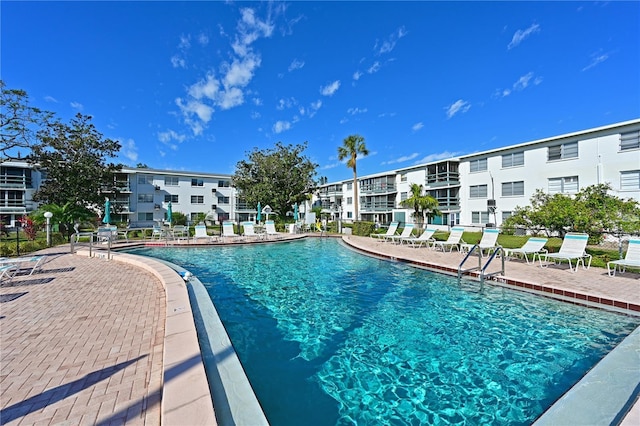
[620,170,640,190]
[400,192,408,201]
[548,176,579,194]
[137,212,153,221]
[347,212,353,219]
[502,151,524,168]
[138,175,153,185]
[469,158,487,173]
[219,196,230,204]
[138,194,153,203]
[164,176,179,186]
[190,212,204,221]
[469,185,488,198]
[502,181,524,197]
[502,211,512,222]
[346,182,353,190]
[191,195,204,204]
[548,141,578,161]
[164,194,179,203]
[400,173,407,182]
[620,131,640,151]
[218,180,230,187]
[191,178,204,187]
[347,197,353,205]
[472,211,490,224]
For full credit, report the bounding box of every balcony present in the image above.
[359,183,396,194]
[360,201,396,212]
[0,175,32,189]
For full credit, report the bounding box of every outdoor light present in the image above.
[44,211,53,246]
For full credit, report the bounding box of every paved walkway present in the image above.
[1,247,165,425]
[1,236,638,425]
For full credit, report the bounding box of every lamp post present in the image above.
[44,211,53,246]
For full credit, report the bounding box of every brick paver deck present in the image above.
[0,248,165,425]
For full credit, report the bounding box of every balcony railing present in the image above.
[359,183,396,194]
[0,175,32,188]
[360,201,396,212]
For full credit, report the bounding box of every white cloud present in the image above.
[288,59,305,71]
[445,99,471,119]
[353,71,363,81]
[252,97,263,106]
[415,151,461,164]
[508,23,540,50]
[70,101,83,111]
[277,97,296,110]
[582,52,609,71]
[347,107,367,115]
[188,74,220,100]
[381,152,419,165]
[171,55,186,68]
[44,95,58,103]
[158,129,187,144]
[218,87,244,110]
[118,137,138,162]
[197,33,209,46]
[412,122,424,132]
[178,34,191,49]
[375,26,407,55]
[320,80,341,96]
[222,54,261,88]
[367,62,381,74]
[496,72,543,98]
[273,120,291,134]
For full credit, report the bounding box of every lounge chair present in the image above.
[607,239,640,276]
[503,237,548,264]
[0,255,45,276]
[171,225,189,240]
[432,227,466,252]
[539,233,591,272]
[385,223,415,244]
[461,228,500,256]
[151,225,164,240]
[193,224,216,242]
[243,222,265,240]
[401,227,437,248]
[370,221,399,240]
[0,264,18,282]
[222,221,243,242]
[264,220,283,239]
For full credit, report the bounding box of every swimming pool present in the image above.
[129,238,640,425]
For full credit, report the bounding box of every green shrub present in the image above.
[353,221,375,236]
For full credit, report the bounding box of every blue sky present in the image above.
[3,1,639,182]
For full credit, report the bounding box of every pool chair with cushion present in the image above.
[503,237,548,264]
[0,255,45,276]
[370,221,399,240]
[461,228,500,256]
[385,223,415,244]
[607,239,640,276]
[193,224,217,243]
[539,233,591,272]
[222,221,243,242]
[432,227,466,252]
[401,227,437,248]
[243,222,265,240]
[264,220,284,239]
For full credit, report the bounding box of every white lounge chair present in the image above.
[0,264,18,282]
[222,221,243,242]
[503,237,548,264]
[461,228,500,256]
[193,224,216,242]
[432,227,466,252]
[0,255,45,276]
[385,223,415,244]
[539,233,591,272]
[243,222,265,240]
[370,222,399,240]
[607,239,640,276]
[171,225,189,240]
[264,220,283,239]
[401,228,437,248]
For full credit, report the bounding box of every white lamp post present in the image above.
[44,211,53,246]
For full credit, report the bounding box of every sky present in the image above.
[3,1,639,183]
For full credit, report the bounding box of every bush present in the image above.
[353,221,375,236]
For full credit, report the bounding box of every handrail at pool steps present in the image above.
[457,245,505,290]
[71,231,113,259]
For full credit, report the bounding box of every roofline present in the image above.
[459,118,640,159]
[121,166,232,178]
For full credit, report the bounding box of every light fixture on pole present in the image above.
[44,211,53,246]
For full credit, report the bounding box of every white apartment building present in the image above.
[2,119,638,230]
[316,119,640,228]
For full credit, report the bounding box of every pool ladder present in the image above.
[457,245,505,290]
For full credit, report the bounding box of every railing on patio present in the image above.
[457,245,505,290]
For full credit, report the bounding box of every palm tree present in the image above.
[400,183,441,229]
[337,134,369,221]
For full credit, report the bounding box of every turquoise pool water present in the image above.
[129,238,639,425]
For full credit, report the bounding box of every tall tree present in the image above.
[233,142,318,220]
[0,80,54,161]
[399,183,441,229]
[337,134,368,221]
[32,113,122,215]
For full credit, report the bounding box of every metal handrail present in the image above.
[457,245,505,290]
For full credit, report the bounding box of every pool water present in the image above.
[129,238,640,425]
